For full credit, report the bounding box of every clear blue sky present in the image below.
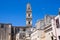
[0,0,60,26]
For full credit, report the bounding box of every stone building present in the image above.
[35,15,54,40]
[16,27,26,40]
[0,23,12,40]
[31,19,45,40]
[51,9,60,40]
[33,8,60,40]
[43,8,60,40]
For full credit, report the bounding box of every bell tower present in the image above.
[26,3,32,27]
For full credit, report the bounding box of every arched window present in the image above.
[28,21,30,24]
[28,7,30,9]
[28,14,30,17]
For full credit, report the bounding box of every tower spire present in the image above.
[27,2,31,10]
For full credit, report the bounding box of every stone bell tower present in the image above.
[26,3,32,27]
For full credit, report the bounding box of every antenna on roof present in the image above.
[59,8,60,15]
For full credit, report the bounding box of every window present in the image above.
[28,14,30,17]
[17,28,20,32]
[23,29,25,31]
[29,34,30,37]
[28,7,30,9]
[1,24,4,28]
[28,21,30,24]
[58,36,60,40]
[55,39,57,40]
[56,19,59,28]
[51,36,53,40]
[23,35,25,37]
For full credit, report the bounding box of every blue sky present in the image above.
[0,0,60,26]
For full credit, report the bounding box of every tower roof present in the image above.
[27,3,31,10]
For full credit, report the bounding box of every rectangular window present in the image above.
[1,24,4,28]
[23,29,25,31]
[55,39,57,40]
[59,36,60,40]
[28,14,30,17]
[56,19,59,28]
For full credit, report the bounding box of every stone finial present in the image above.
[59,8,60,11]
